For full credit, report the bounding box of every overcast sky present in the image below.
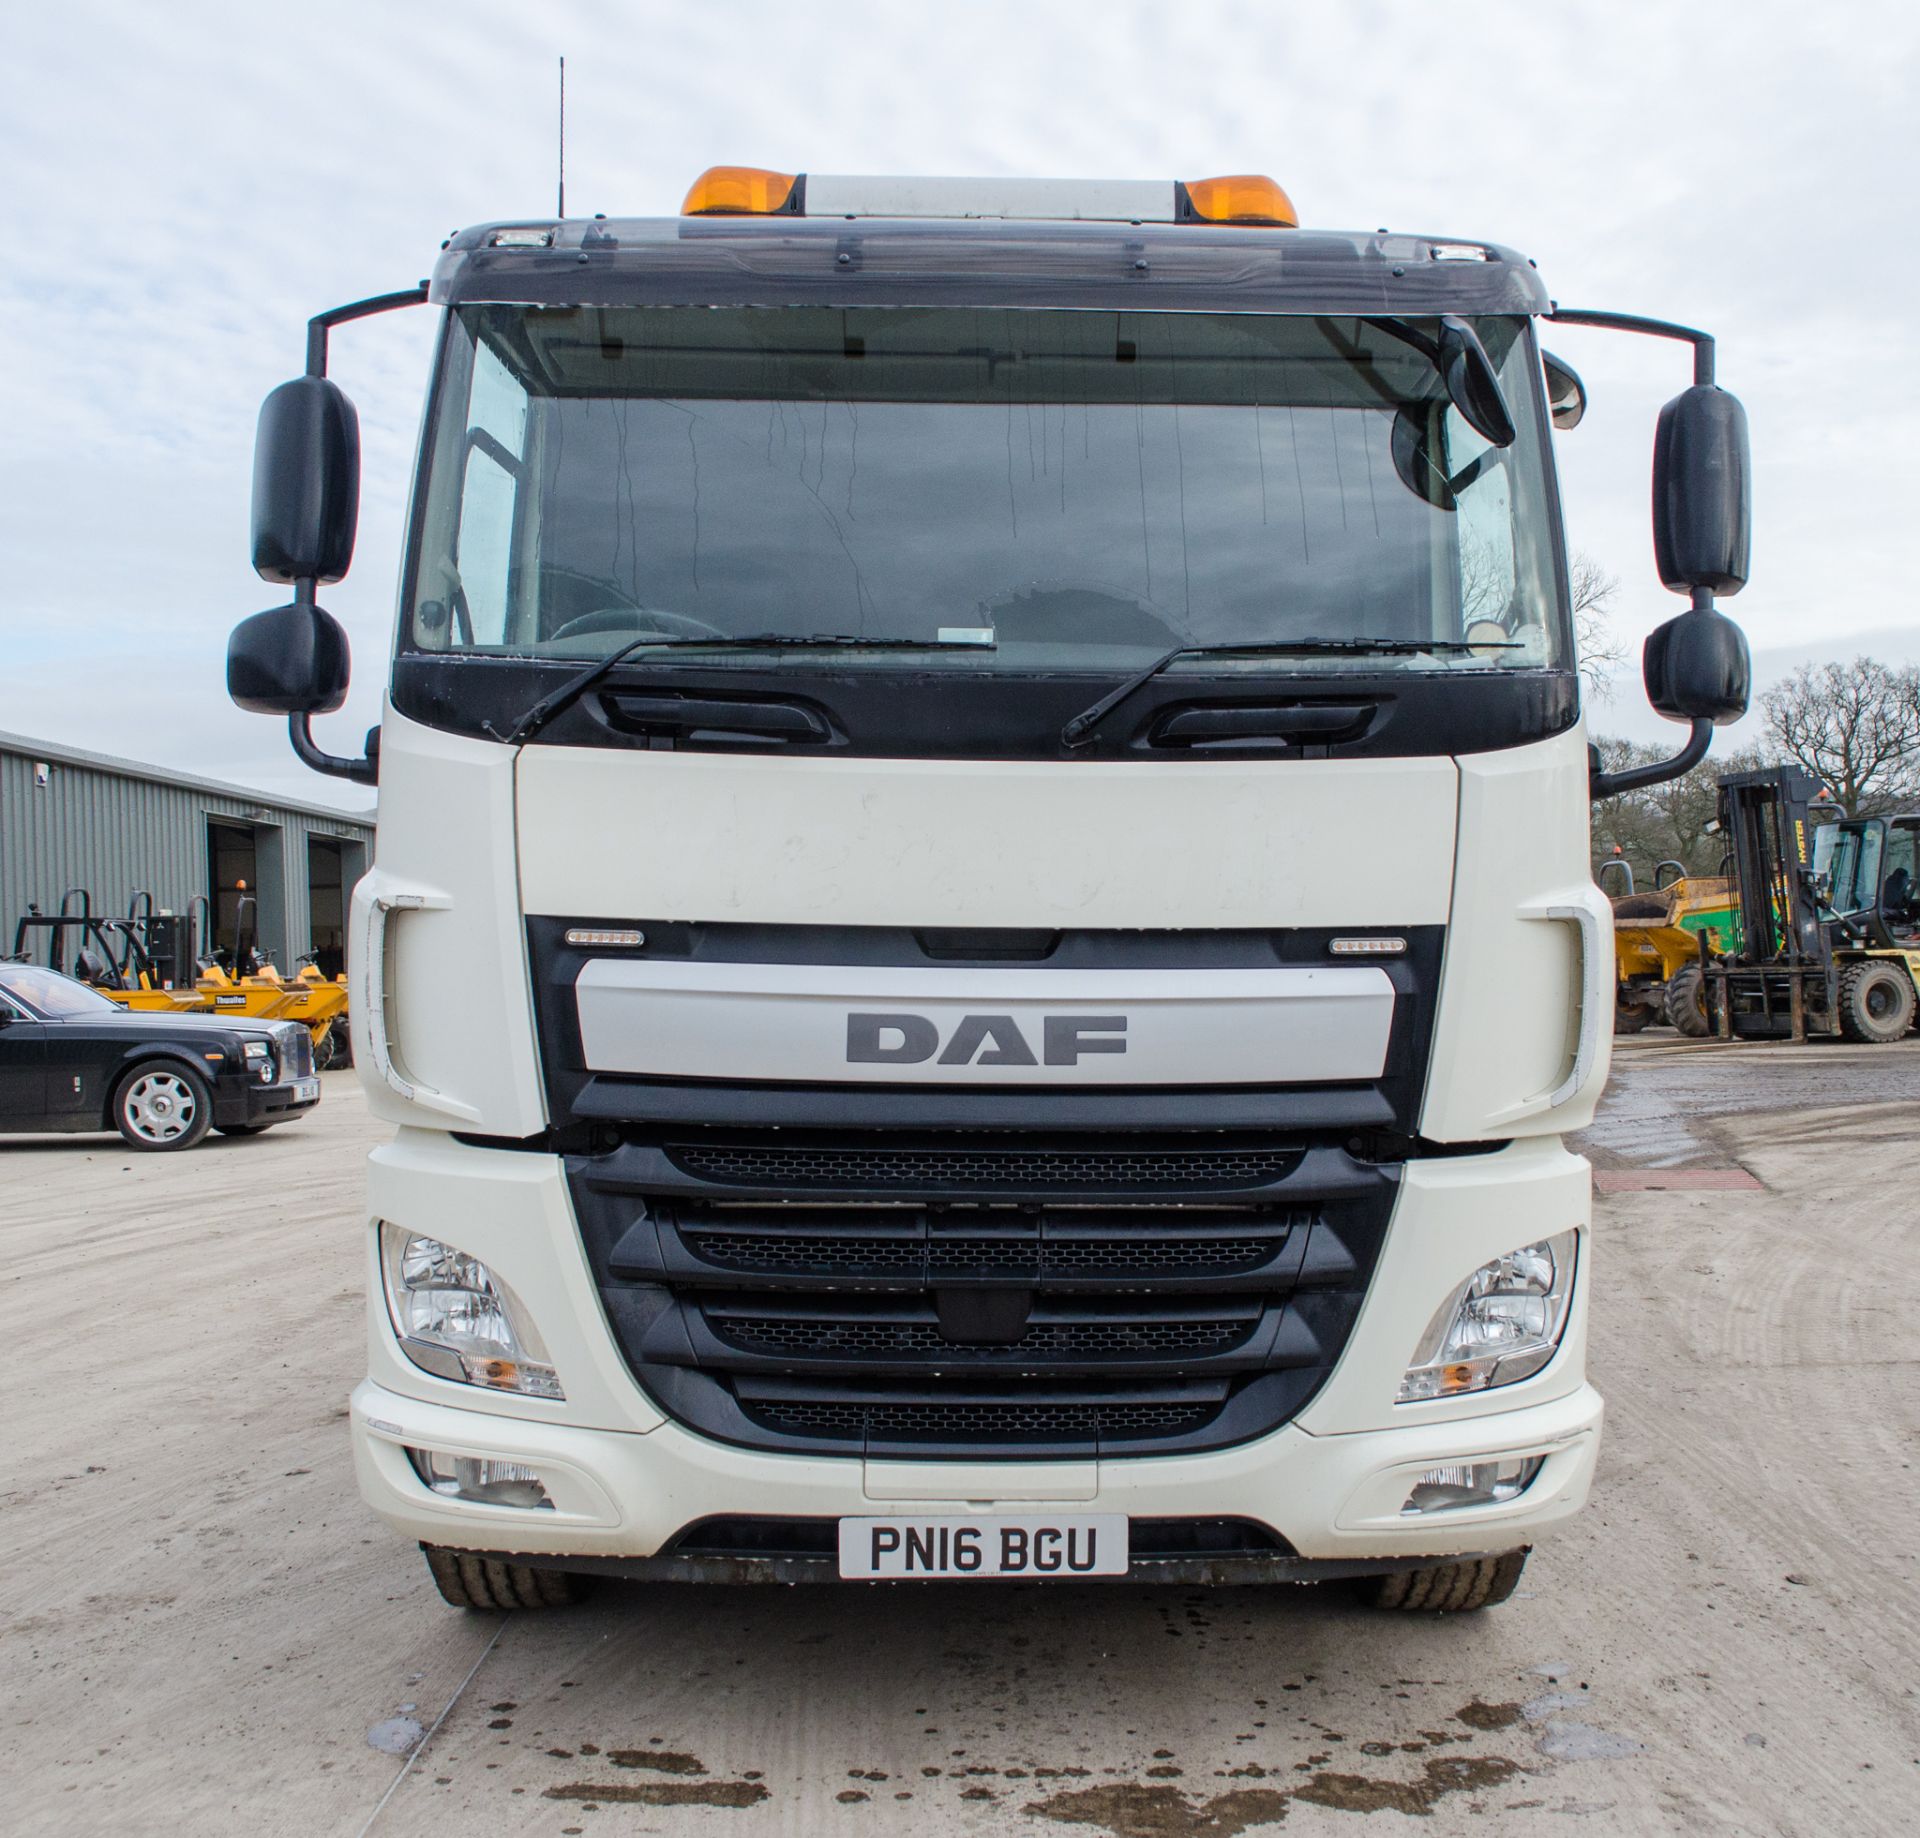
[2,0,1914,810]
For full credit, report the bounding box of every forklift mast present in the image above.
[1709,766,1837,1038]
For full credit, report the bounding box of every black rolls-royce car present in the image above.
[0,964,321,1150]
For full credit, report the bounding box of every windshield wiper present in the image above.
[489,634,993,747]
[1059,638,1513,748]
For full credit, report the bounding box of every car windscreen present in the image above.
[0,965,119,1018]
[403,305,1569,678]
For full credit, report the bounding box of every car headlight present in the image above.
[241,1040,274,1082]
[1397,1230,1577,1403]
[378,1224,564,1400]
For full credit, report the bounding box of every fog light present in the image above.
[1401,1456,1543,1514]
[406,1447,553,1509]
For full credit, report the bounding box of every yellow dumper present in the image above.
[1610,873,1739,1034]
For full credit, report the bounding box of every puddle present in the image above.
[365,1716,423,1756]
[1536,1722,1647,1762]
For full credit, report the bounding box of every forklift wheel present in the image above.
[1838,960,1917,1043]
[1663,965,1713,1037]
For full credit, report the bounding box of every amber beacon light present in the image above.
[681,166,800,215]
[1181,175,1299,226]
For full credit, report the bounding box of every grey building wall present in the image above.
[0,732,375,974]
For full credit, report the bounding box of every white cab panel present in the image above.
[517,750,1458,930]
[1420,723,1612,1141]
[348,710,547,1136]
[574,960,1395,1085]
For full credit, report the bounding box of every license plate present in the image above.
[290,1077,320,1102]
[838,1514,1127,1579]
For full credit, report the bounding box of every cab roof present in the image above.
[431,216,1550,319]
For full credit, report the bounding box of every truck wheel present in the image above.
[1663,965,1712,1037]
[1613,988,1655,1034]
[313,1029,342,1072]
[1362,1549,1528,1612]
[422,1544,587,1609]
[1838,960,1917,1042]
[113,1061,214,1151]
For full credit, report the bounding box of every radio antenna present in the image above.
[556,56,566,218]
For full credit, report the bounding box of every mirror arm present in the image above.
[289,711,378,786]
[1590,718,1712,801]
[305,282,430,377]
[1545,308,1715,386]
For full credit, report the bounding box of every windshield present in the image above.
[1813,821,1885,918]
[0,965,118,1018]
[405,305,1568,675]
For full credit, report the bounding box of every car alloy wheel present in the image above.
[123,1071,200,1144]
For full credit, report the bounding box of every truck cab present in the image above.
[229,169,1752,1607]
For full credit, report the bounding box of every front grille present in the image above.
[749,1399,1219,1443]
[669,1141,1302,1192]
[676,1209,1299,1285]
[575,1132,1392,1460]
[708,1307,1260,1364]
[283,1029,315,1079]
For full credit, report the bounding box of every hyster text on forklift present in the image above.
[228,168,1754,1609]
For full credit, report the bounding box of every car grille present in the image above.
[571,1132,1393,1460]
[281,1028,315,1079]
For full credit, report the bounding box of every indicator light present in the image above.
[681,166,799,216]
[1180,175,1298,227]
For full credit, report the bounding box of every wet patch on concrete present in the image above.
[1026,1782,1293,1836]
[607,1748,706,1774]
[544,1778,771,1807]
[1293,1755,1523,1815]
[1027,1755,1525,1834]
[1454,1698,1524,1731]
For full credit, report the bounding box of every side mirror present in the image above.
[251,376,361,585]
[1436,316,1516,449]
[227,601,351,716]
[1653,385,1750,595]
[1541,350,1586,430]
[1643,603,1750,725]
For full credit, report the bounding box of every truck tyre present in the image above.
[1363,1549,1528,1612]
[422,1544,587,1609]
[112,1060,214,1151]
[1838,960,1917,1043]
[1613,988,1655,1034]
[1664,964,1712,1037]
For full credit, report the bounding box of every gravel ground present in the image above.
[4,1046,1917,1836]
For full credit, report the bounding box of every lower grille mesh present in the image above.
[671,1141,1301,1191]
[750,1399,1219,1442]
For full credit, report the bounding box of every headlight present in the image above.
[1397,1230,1576,1403]
[242,1040,274,1082]
[378,1224,564,1400]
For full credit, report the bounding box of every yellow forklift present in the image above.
[1696,766,1920,1042]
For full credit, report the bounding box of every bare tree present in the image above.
[1761,658,1920,815]
[1591,736,1768,884]
[1570,554,1626,701]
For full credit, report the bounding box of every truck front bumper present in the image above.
[350,1129,1601,1573]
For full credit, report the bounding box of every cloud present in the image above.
[2,0,1916,805]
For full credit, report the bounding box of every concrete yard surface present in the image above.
[4,1048,1918,1835]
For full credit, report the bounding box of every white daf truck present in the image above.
[229,168,1751,1609]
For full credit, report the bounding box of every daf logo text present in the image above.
[846,1011,1128,1067]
